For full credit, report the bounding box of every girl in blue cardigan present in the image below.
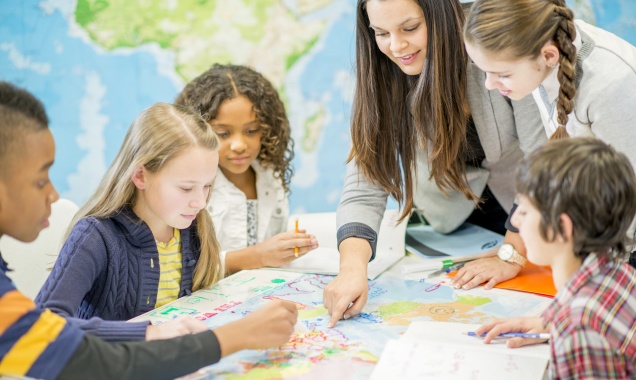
[36,102,287,342]
[1,83,297,378]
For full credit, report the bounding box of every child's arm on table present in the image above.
[224,229,318,273]
[476,316,548,348]
[58,300,298,380]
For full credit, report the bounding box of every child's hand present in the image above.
[476,317,547,347]
[258,230,318,267]
[450,256,522,290]
[145,316,209,341]
[213,299,298,357]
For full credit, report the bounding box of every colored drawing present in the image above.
[147,306,198,320]
[131,269,301,324]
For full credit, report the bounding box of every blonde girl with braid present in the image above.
[451,0,636,290]
[176,64,318,274]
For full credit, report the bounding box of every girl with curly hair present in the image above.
[176,64,317,274]
[452,0,636,290]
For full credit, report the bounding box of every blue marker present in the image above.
[427,262,466,278]
[465,331,550,339]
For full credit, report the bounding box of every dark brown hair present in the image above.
[464,0,577,140]
[516,137,636,260]
[352,0,474,221]
[176,64,294,193]
[0,81,49,178]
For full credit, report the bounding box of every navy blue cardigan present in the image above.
[36,207,201,341]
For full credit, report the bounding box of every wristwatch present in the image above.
[497,244,527,267]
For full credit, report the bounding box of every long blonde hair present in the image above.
[464,0,577,140]
[67,102,222,290]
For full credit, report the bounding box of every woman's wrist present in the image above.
[338,237,372,272]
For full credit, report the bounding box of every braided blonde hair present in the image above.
[464,0,577,139]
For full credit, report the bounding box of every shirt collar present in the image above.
[543,253,609,321]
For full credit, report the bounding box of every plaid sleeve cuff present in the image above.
[337,222,378,261]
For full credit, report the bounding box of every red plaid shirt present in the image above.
[542,253,636,379]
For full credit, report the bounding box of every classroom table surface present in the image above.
[131,255,552,379]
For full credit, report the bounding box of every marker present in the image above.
[401,257,478,274]
[464,331,550,340]
[427,262,465,278]
[400,259,455,274]
[294,219,299,258]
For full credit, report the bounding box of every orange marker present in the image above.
[294,219,299,258]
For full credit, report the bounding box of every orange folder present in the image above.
[448,262,556,297]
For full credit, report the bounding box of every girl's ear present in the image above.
[541,41,561,68]
[558,213,574,243]
[131,165,146,190]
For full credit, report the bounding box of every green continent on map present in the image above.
[456,294,491,306]
[377,297,492,326]
[74,0,328,83]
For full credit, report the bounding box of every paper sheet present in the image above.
[372,339,548,380]
[372,321,549,380]
[494,264,556,296]
[446,263,557,297]
[278,209,407,279]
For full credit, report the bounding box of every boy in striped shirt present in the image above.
[477,137,636,378]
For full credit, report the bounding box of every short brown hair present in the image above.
[464,0,577,139]
[0,81,49,178]
[516,137,636,259]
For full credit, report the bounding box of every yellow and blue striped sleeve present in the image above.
[0,271,84,379]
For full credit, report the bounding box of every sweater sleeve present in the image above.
[65,317,150,342]
[35,218,147,342]
[335,160,388,260]
[58,330,221,380]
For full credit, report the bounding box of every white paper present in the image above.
[372,321,549,380]
[278,209,407,279]
[403,321,550,360]
[371,338,548,380]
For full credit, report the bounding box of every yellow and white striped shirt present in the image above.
[155,229,183,308]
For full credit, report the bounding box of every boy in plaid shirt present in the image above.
[476,137,636,379]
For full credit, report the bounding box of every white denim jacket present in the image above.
[207,160,289,255]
